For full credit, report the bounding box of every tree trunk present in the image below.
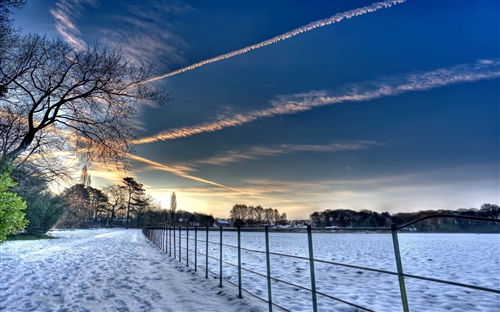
[6,129,36,163]
[126,193,131,229]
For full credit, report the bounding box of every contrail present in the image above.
[126,153,301,204]
[132,59,500,144]
[146,0,406,82]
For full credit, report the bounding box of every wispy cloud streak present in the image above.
[134,59,500,144]
[147,0,405,82]
[51,0,96,50]
[100,1,189,69]
[196,141,382,166]
[127,153,298,203]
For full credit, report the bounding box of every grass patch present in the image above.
[6,233,58,241]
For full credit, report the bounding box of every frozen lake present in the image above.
[173,230,500,312]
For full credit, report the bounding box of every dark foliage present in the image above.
[10,165,66,235]
[309,204,500,232]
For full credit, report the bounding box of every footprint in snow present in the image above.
[102,289,115,298]
[113,299,129,312]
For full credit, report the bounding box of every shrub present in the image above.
[0,172,28,243]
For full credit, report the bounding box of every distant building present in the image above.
[276,224,292,229]
[214,219,231,227]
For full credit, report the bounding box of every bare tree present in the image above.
[264,207,274,225]
[0,34,170,169]
[273,208,280,226]
[0,0,25,63]
[103,184,126,226]
[254,205,264,227]
[87,186,108,223]
[230,204,248,223]
[59,183,89,229]
[0,1,25,32]
[279,212,288,226]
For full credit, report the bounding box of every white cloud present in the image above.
[99,1,190,70]
[194,141,382,166]
[51,0,96,50]
[133,59,500,144]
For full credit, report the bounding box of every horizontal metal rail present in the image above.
[402,273,500,294]
[315,289,376,312]
[395,214,499,230]
[181,252,291,311]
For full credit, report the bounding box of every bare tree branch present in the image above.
[1,34,171,171]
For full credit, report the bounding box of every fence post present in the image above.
[307,225,318,312]
[186,226,189,267]
[265,226,273,312]
[161,227,164,252]
[391,224,409,312]
[238,225,242,298]
[219,226,223,288]
[205,226,209,279]
[164,226,167,252]
[194,226,198,271]
[169,226,172,256]
[173,226,176,259]
[179,226,182,262]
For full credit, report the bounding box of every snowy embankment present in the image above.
[0,229,267,312]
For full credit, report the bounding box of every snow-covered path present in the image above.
[0,229,266,312]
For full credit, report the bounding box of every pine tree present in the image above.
[122,177,144,228]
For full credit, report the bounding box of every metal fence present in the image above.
[142,215,499,312]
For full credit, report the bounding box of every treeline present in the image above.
[1,161,214,241]
[230,204,287,227]
[58,167,160,229]
[59,168,214,229]
[309,204,500,232]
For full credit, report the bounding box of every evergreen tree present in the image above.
[9,163,65,235]
[24,191,66,235]
[169,192,177,223]
[122,177,144,228]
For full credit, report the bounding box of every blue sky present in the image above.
[14,0,499,219]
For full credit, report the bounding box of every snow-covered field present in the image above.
[0,229,267,312]
[173,230,499,312]
[1,230,498,312]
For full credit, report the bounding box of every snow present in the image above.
[1,230,499,312]
[181,231,500,312]
[0,229,267,312]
